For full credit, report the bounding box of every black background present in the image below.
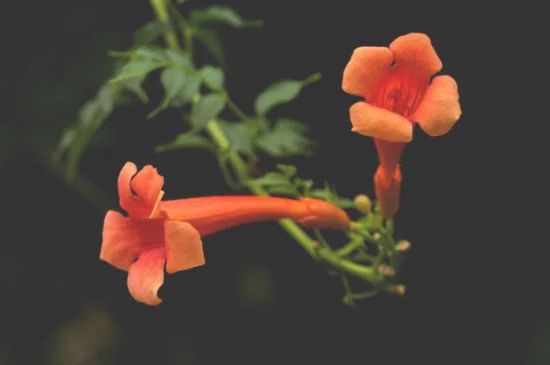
[3,0,550,364]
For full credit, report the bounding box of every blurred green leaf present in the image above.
[164,49,194,69]
[200,65,224,90]
[294,178,314,195]
[254,74,321,116]
[122,75,149,102]
[195,29,225,65]
[244,118,270,139]
[266,185,299,197]
[133,21,173,47]
[189,93,226,129]
[309,187,355,208]
[97,83,116,115]
[189,6,262,28]
[54,82,122,179]
[276,164,297,177]
[217,120,252,154]
[110,58,163,83]
[254,80,301,116]
[133,46,170,62]
[255,119,315,157]
[156,133,216,153]
[171,74,202,107]
[251,172,290,186]
[149,67,187,118]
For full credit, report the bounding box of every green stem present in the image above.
[149,0,181,51]
[316,248,379,283]
[226,97,249,121]
[151,2,382,288]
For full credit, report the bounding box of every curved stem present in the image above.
[149,0,181,50]
[151,0,381,288]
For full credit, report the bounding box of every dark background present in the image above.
[3,1,549,364]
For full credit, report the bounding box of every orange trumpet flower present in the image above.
[342,33,461,219]
[101,162,351,305]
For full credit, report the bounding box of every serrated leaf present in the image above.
[156,133,216,153]
[195,29,225,66]
[189,93,226,130]
[276,164,296,177]
[171,74,202,107]
[251,172,290,187]
[110,58,163,83]
[190,6,258,28]
[217,120,252,154]
[254,80,301,116]
[255,119,315,157]
[200,66,224,90]
[266,185,299,197]
[149,67,187,118]
[133,21,172,47]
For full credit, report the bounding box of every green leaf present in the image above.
[254,80,301,116]
[217,120,252,154]
[149,67,187,118]
[171,74,202,107]
[189,93,226,130]
[332,198,356,209]
[164,49,193,69]
[110,58,163,83]
[308,187,355,208]
[251,172,290,186]
[122,75,149,102]
[195,29,225,66]
[266,185,299,197]
[189,6,262,28]
[255,119,315,157]
[244,118,269,138]
[200,66,224,90]
[97,83,117,115]
[133,46,170,62]
[77,100,101,129]
[156,133,216,153]
[132,21,172,47]
[61,83,122,179]
[309,189,329,200]
[276,164,297,177]
[294,178,314,195]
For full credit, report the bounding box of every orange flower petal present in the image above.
[127,247,166,306]
[389,33,442,79]
[164,221,205,274]
[297,198,351,230]
[100,211,164,271]
[349,102,413,142]
[412,75,461,136]
[118,162,165,220]
[342,47,394,100]
[374,166,402,219]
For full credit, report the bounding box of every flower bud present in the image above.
[379,264,396,277]
[392,284,406,296]
[354,194,372,214]
[395,240,411,252]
